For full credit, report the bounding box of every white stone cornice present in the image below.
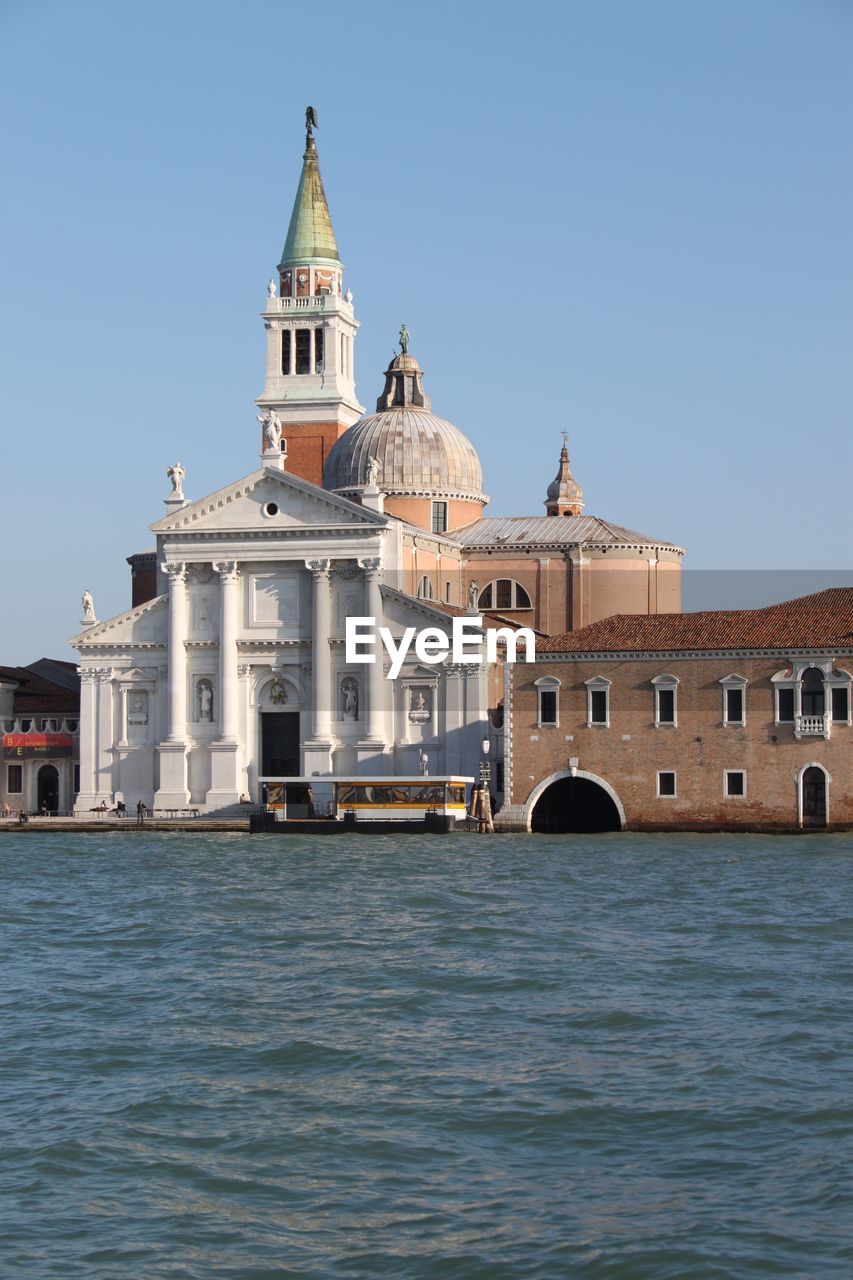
[535,647,853,663]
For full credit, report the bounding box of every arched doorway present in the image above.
[529,771,624,834]
[800,764,828,828]
[37,764,59,814]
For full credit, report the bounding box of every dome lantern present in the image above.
[545,433,584,516]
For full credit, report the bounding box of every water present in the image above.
[1,832,852,1279]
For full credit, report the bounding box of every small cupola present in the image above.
[545,434,584,516]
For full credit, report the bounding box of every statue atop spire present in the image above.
[545,434,584,517]
[305,105,318,144]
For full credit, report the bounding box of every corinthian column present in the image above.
[214,560,239,742]
[360,557,384,740]
[306,559,332,741]
[165,562,188,740]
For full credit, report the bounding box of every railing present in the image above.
[266,295,329,312]
[264,293,352,313]
[795,713,830,740]
[1,719,79,734]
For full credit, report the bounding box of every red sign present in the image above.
[2,733,74,760]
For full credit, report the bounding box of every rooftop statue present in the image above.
[399,324,409,355]
[82,590,95,620]
[166,461,186,499]
[257,408,282,452]
[305,105,318,137]
[365,455,382,487]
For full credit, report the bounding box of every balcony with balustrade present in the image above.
[794,713,831,740]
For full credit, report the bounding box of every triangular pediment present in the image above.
[150,466,388,535]
[70,595,168,648]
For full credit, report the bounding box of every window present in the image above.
[7,765,23,793]
[801,667,825,717]
[432,501,448,534]
[539,691,557,724]
[726,688,743,723]
[417,576,434,600]
[652,675,678,726]
[295,329,311,374]
[720,675,747,725]
[496,762,504,793]
[445,581,452,603]
[280,330,291,374]
[585,677,611,727]
[314,327,324,372]
[477,580,532,611]
[657,771,676,797]
[832,686,850,723]
[74,765,80,793]
[725,770,746,797]
[66,719,78,733]
[776,687,795,723]
[535,676,560,726]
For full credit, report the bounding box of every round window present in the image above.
[263,502,279,518]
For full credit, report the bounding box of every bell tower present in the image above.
[256,107,363,486]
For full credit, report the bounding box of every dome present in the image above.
[323,349,486,502]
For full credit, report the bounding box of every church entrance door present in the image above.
[261,713,300,777]
[37,764,60,814]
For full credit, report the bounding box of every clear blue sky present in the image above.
[1,0,851,663]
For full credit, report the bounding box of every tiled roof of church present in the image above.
[456,514,684,552]
[539,589,853,653]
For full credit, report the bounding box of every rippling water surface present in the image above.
[1,831,852,1278]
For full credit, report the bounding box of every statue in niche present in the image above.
[257,408,282,452]
[167,462,186,499]
[198,682,213,721]
[341,677,359,721]
[409,688,431,723]
[365,455,382,487]
[468,580,479,610]
[82,590,95,620]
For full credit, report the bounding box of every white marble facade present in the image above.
[71,465,488,812]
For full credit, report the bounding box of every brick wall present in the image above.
[509,654,853,830]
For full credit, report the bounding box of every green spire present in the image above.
[279,135,340,267]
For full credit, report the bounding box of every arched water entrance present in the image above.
[528,770,625,834]
[37,764,59,813]
[800,763,829,828]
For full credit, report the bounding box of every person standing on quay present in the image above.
[136,800,146,826]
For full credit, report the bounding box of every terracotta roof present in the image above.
[540,589,853,653]
[0,664,80,714]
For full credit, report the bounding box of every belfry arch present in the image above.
[525,769,626,834]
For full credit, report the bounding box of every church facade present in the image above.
[71,115,682,814]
